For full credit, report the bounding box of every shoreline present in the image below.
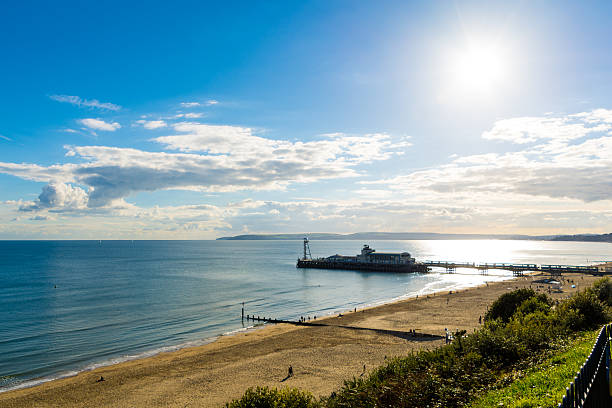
[0,270,513,395]
[0,272,600,407]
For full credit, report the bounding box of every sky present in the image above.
[1,0,612,239]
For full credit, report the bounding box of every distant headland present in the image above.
[217,232,612,242]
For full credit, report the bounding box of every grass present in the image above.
[468,329,600,408]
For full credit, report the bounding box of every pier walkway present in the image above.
[423,261,600,276]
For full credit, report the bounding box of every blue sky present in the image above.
[1,1,612,239]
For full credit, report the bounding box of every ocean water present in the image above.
[0,239,610,392]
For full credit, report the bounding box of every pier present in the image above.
[423,261,601,276]
[296,239,608,277]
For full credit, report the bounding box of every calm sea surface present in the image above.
[1,239,610,391]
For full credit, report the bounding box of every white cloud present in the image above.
[50,95,121,111]
[20,182,89,212]
[135,120,167,129]
[5,108,612,236]
[79,118,121,131]
[152,124,407,165]
[368,109,612,203]
[180,102,201,108]
[570,108,612,124]
[0,162,77,183]
[175,113,203,119]
[482,110,612,144]
[180,100,217,108]
[29,215,55,221]
[0,123,408,210]
[0,134,11,141]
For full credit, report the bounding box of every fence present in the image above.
[558,323,612,407]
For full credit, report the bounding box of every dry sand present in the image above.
[0,272,601,408]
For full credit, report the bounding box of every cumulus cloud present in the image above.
[79,118,121,131]
[20,182,89,212]
[571,108,612,124]
[50,95,121,111]
[0,124,407,210]
[482,114,611,144]
[6,108,611,236]
[370,109,612,203]
[153,123,408,164]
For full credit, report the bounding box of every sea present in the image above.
[1,239,611,392]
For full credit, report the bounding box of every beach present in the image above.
[0,272,601,408]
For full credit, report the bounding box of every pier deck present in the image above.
[423,261,601,276]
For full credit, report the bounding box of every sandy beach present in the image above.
[0,272,602,408]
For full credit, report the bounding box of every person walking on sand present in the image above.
[288,365,293,377]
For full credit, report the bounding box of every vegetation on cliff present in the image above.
[226,278,612,408]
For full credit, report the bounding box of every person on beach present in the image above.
[288,365,293,377]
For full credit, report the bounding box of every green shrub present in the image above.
[588,277,612,306]
[505,310,559,352]
[555,290,609,331]
[485,289,546,323]
[225,386,320,408]
[515,295,552,316]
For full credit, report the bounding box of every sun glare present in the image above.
[448,41,508,96]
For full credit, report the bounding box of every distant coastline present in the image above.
[217,232,612,242]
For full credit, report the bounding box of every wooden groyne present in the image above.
[243,314,442,341]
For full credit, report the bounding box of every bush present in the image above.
[225,386,320,408]
[485,289,547,323]
[555,290,609,331]
[588,277,612,307]
[515,295,552,316]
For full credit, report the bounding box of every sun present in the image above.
[449,42,507,95]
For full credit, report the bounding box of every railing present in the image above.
[558,324,612,407]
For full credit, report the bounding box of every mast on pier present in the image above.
[303,237,312,260]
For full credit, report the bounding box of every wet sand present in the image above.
[0,272,601,408]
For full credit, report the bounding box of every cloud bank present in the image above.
[369,109,612,203]
[0,123,407,211]
[2,108,612,237]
